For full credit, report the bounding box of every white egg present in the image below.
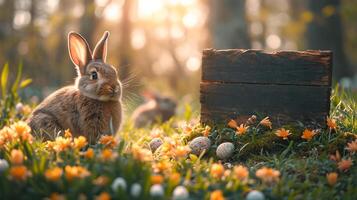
[189,136,211,156]
[150,184,164,197]
[172,185,189,200]
[246,190,265,200]
[111,177,127,192]
[216,142,235,160]
[149,138,163,152]
[130,183,142,197]
[0,159,9,173]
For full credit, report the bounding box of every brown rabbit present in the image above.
[131,93,176,128]
[27,31,122,143]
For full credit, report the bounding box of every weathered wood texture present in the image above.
[200,49,333,126]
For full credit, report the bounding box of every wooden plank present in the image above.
[200,82,330,126]
[202,49,332,86]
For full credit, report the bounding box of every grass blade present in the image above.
[1,62,9,99]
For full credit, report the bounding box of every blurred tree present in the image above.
[0,0,16,63]
[209,0,251,48]
[307,0,354,80]
[118,0,132,80]
[81,0,97,42]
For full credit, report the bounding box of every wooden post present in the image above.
[200,49,333,126]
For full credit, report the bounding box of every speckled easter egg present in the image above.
[149,138,163,152]
[216,142,235,160]
[189,136,211,156]
[246,190,265,200]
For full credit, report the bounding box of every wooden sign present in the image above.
[200,49,332,126]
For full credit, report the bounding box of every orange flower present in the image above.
[301,129,317,141]
[346,139,357,154]
[150,128,163,138]
[64,129,72,138]
[174,146,191,158]
[11,121,31,138]
[152,161,171,173]
[259,117,272,129]
[236,124,249,135]
[96,192,111,200]
[45,167,63,182]
[101,149,116,161]
[49,193,66,200]
[65,165,90,181]
[131,145,152,162]
[327,117,337,130]
[73,136,87,149]
[99,135,117,148]
[275,128,291,140]
[210,163,225,179]
[337,159,353,172]
[233,165,249,182]
[10,149,24,165]
[151,175,164,184]
[210,190,225,200]
[228,119,238,129]
[93,176,109,186]
[83,148,95,159]
[202,126,211,137]
[53,137,72,152]
[169,172,181,185]
[255,167,280,183]
[9,165,30,181]
[0,126,17,144]
[326,172,338,186]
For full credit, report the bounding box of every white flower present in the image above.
[111,177,127,192]
[246,190,265,200]
[130,183,142,197]
[150,184,164,197]
[0,159,9,173]
[15,103,24,113]
[173,185,189,200]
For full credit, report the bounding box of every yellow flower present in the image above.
[255,167,280,183]
[337,159,353,172]
[150,128,163,138]
[227,119,238,129]
[9,165,30,181]
[45,167,63,182]
[152,161,171,173]
[174,145,191,158]
[95,192,111,200]
[83,148,95,159]
[210,190,225,200]
[151,175,164,184]
[346,139,357,154]
[10,121,33,142]
[300,11,314,23]
[0,126,17,144]
[236,124,249,135]
[327,117,337,130]
[322,5,335,17]
[73,136,87,149]
[10,149,24,165]
[169,172,181,185]
[64,129,72,138]
[93,176,109,186]
[259,117,272,129]
[101,149,116,161]
[99,135,117,148]
[275,128,291,140]
[22,105,32,116]
[131,145,152,162]
[53,136,72,152]
[326,172,338,186]
[233,165,249,182]
[65,165,90,181]
[301,129,317,141]
[49,193,66,200]
[210,163,225,179]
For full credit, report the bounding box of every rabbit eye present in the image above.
[90,71,98,80]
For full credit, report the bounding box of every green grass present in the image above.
[0,85,356,200]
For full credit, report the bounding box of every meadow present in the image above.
[0,64,356,200]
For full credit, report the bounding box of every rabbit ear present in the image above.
[68,32,92,74]
[92,31,110,62]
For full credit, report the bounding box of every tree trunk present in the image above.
[118,0,132,80]
[209,0,251,49]
[306,0,353,80]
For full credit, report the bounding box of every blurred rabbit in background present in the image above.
[131,92,176,128]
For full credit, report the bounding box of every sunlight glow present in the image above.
[131,29,146,49]
[266,34,281,49]
[183,11,199,28]
[186,56,201,72]
[137,0,165,18]
[103,2,122,22]
[13,11,31,29]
